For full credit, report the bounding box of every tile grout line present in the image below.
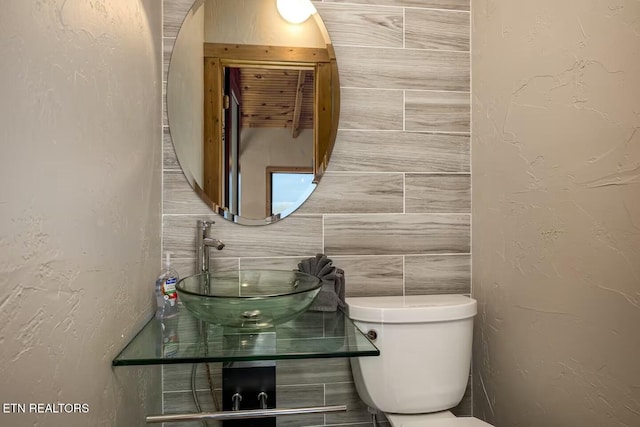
[402,255,406,296]
[402,172,406,214]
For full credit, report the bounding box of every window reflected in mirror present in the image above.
[268,169,315,218]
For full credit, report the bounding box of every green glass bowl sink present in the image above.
[176,270,321,329]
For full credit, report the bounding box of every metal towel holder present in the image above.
[146,405,347,423]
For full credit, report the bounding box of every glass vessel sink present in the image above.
[176,270,321,329]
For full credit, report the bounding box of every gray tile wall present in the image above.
[161,1,471,425]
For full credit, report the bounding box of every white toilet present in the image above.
[347,294,494,427]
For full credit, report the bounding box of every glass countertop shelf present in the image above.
[113,306,379,366]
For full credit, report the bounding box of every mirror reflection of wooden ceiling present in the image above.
[238,68,314,134]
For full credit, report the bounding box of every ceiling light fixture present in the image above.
[276,0,316,24]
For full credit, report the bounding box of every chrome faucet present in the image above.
[196,220,225,275]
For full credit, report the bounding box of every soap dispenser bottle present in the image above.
[156,252,180,319]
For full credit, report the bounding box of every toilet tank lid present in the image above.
[346,295,477,323]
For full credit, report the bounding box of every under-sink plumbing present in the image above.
[231,393,242,411]
[192,220,225,427]
[230,391,269,412]
[257,392,268,410]
[369,407,381,427]
[196,219,225,275]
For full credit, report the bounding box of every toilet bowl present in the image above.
[347,295,494,427]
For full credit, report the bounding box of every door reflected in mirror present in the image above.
[214,64,316,220]
[167,0,340,225]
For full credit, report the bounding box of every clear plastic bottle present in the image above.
[155,252,180,319]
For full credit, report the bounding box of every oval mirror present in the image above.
[167,0,340,225]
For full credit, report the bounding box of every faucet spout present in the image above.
[203,237,225,251]
[196,220,224,275]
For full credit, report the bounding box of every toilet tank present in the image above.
[347,295,477,414]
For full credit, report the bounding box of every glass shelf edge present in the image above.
[112,308,379,367]
[112,349,380,367]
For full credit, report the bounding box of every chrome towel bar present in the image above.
[145,404,347,423]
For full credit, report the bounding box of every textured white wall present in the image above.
[472,0,640,425]
[0,1,162,426]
